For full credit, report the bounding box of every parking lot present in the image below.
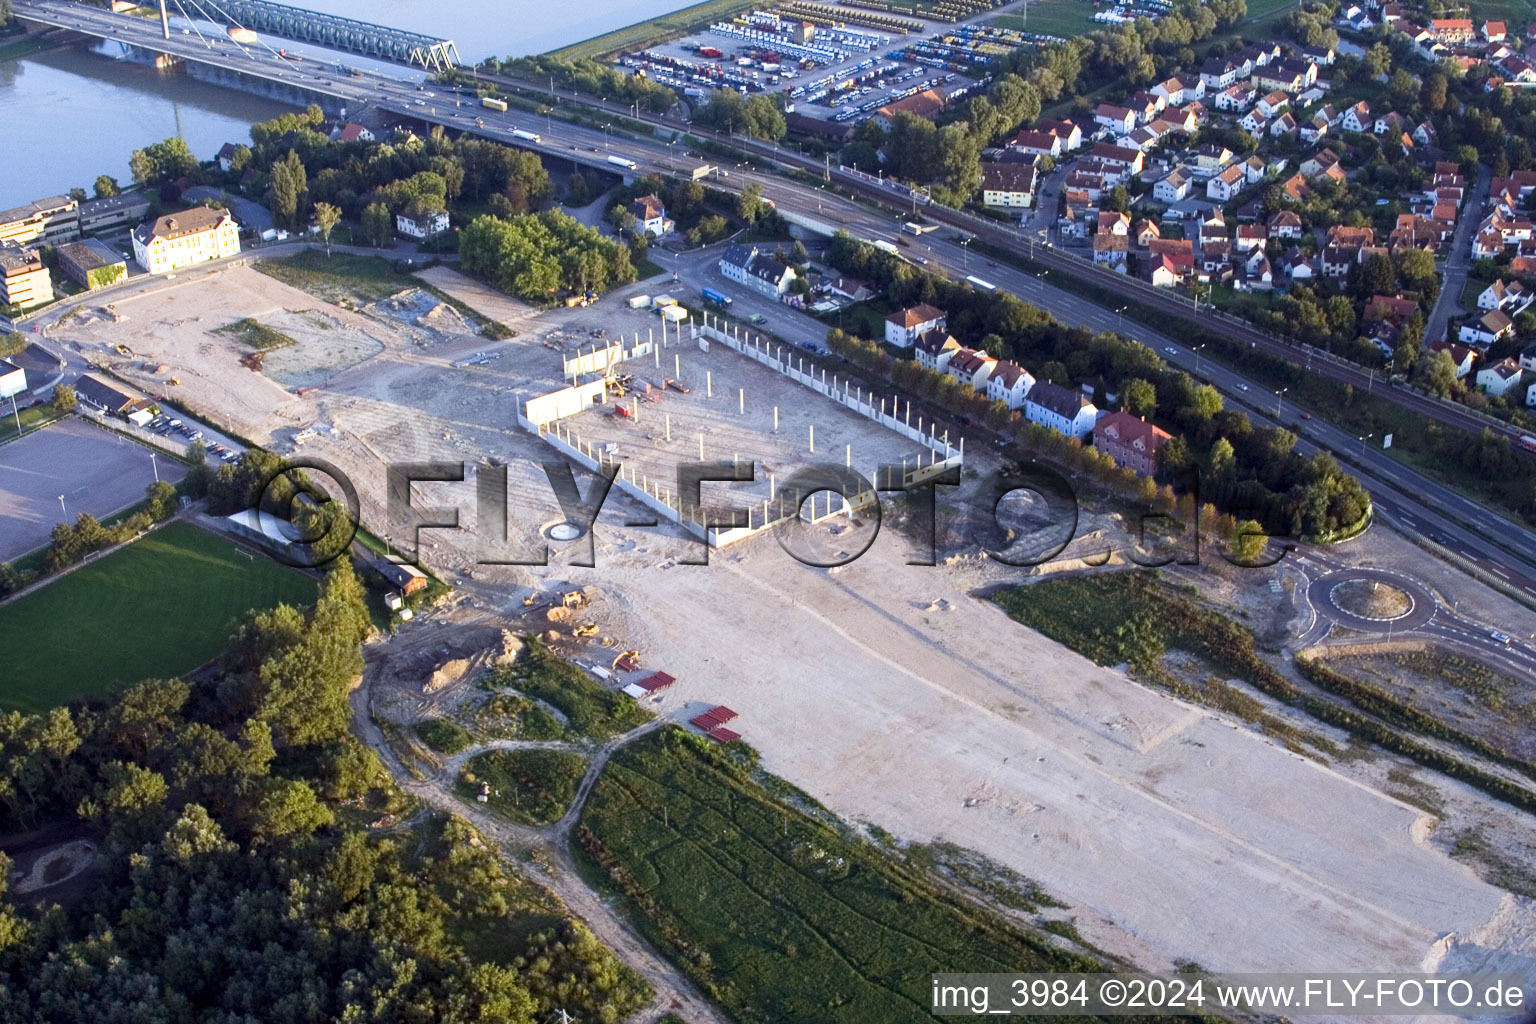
[0,417,186,564]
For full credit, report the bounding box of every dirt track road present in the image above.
[349,675,730,1024]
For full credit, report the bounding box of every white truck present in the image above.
[607,155,638,170]
[512,128,541,142]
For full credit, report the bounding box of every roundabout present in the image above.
[1306,567,1437,634]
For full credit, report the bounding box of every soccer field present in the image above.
[0,521,318,713]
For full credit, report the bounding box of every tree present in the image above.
[311,202,341,256]
[1122,377,1156,418]
[736,182,764,222]
[93,175,119,199]
[1420,72,1448,112]
[1416,348,1458,398]
[269,150,308,232]
[361,201,393,248]
[51,384,76,414]
[1364,42,1391,78]
[128,149,157,188]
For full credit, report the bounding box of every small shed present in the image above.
[372,556,429,595]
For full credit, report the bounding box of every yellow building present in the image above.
[0,243,54,310]
[0,195,80,247]
[131,207,241,274]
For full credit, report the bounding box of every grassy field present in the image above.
[416,716,477,754]
[547,0,760,60]
[992,3,1096,38]
[458,748,588,825]
[0,521,317,712]
[576,728,1131,1024]
[214,317,296,351]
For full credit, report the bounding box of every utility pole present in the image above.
[159,0,170,39]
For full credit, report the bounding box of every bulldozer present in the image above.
[573,622,599,638]
[522,593,537,607]
[612,649,640,672]
[559,591,586,609]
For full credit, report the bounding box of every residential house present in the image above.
[1365,294,1420,322]
[1243,154,1269,184]
[215,142,241,173]
[333,122,376,144]
[1268,209,1304,238]
[1089,142,1144,173]
[1094,411,1171,476]
[1252,60,1314,94]
[1413,120,1437,146]
[1485,19,1508,42]
[988,360,1035,409]
[1024,382,1099,439]
[884,303,947,348]
[1154,168,1192,203]
[946,348,997,390]
[627,193,674,236]
[1095,103,1137,134]
[0,243,53,310]
[1098,210,1130,237]
[980,161,1038,208]
[1341,101,1371,132]
[1207,163,1247,202]
[720,243,797,299]
[1236,250,1274,290]
[1283,248,1316,279]
[1270,112,1298,137]
[1301,148,1345,181]
[1238,109,1268,134]
[1215,84,1257,111]
[1235,224,1268,252]
[130,206,240,274]
[73,374,147,417]
[1149,253,1187,288]
[1520,340,1536,372]
[395,206,449,240]
[913,328,960,371]
[1476,357,1523,397]
[1132,218,1161,248]
[1010,129,1061,158]
[1302,45,1337,65]
[1037,117,1084,150]
[1460,309,1516,346]
[1092,232,1129,267]
[1431,17,1476,43]
[1320,244,1354,277]
[1428,338,1477,377]
[1374,111,1407,136]
[1479,279,1533,313]
[1200,55,1246,90]
[1195,144,1235,172]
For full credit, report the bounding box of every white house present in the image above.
[1476,357,1523,397]
[395,207,449,239]
[1341,101,1371,132]
[1207,164,1247,202]
[130,206,240,274]
[946,348,997,391]
[1460,309,1515,346]
[0,359,25,400]
[1024,381,1099,439]
[914,328,960,371]
[1479,279,1533,313]
[988,360,1035,409]
[1154,169,1191,203]
[884,303,946,348]
[627,193,674,236]
[720,243,796,299]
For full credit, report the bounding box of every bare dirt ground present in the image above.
[63,262,1536,988]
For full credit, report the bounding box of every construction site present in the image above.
[50,256,1536,990]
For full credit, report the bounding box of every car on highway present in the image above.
[1301,412,1312,419]
[1490,631,1512,644]
[1164,346,1176,355]
[1237,383,1248,391]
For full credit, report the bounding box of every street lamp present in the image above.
[57,494,66,520]
[1193,342,1206,374]
[1358,433,1374,459]
[602,123,612,150]
[959,237,970,269]
[1274,387,1288,418]
[1115,305,1128,333]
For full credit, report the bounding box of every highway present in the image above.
[13,0,1536,598]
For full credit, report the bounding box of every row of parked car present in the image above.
[148,415,240,463]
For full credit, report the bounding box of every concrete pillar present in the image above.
[773,406,779,432]
[665,414,671,441]
[674,353,680,378]
[809,424,814,454]
[770,473,775,500]
[845,444,850,468]
[699,432,705,461]
[739,388,745,415]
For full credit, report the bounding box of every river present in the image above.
[1,0,692,209]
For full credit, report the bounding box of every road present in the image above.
[1426,163,1492,348]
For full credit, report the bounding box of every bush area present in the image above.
[214,317,295,351]
[577,728,1182,1024]
[0,557,650,1022]
[485,639,649,740]
[459,210,637,303]
[473,691,565,741]
[416,716,477,755]
[458,749,588,826]
[993,574,1536,813]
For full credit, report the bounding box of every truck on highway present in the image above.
[627,294,652,309]
[903,221,936,235]
[512,128,541,142]
[481,96,508,111]
[1520,435,1536,454]
[872,239,900,256]
[701,287,733,307]
[608,155,639,170]
[965,275,998,291]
